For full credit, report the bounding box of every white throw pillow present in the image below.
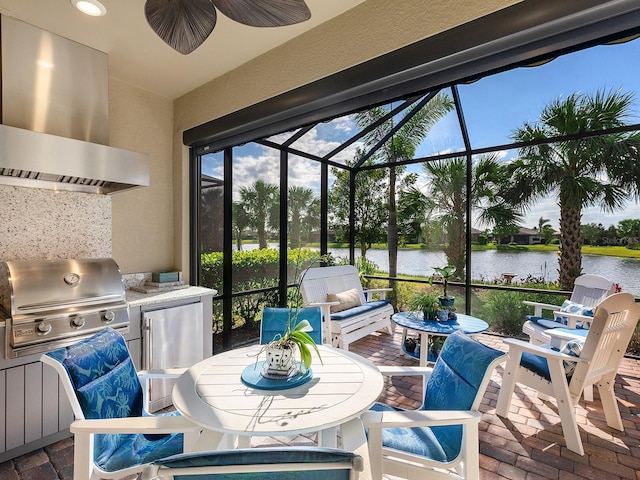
[327,288,362,313]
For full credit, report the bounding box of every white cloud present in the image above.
[229,127,363,199]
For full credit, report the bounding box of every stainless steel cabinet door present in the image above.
[143,302,203,411]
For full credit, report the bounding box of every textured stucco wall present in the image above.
[110,79,175,274]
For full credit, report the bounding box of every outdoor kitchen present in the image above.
[0,16,214,462]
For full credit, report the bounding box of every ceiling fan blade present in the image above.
[145,0,217,55]
[212,0,311,27]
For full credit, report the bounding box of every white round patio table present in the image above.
[172,344,383,449]
[392,311,489,367]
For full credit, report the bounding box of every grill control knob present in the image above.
[71,316,86,328]
[37,321,52,335]
[102,311,115,324]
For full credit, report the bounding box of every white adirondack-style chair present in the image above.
[497,292,640,455]
[300,265,394,350]
[522,274,616,346]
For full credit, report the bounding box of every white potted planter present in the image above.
[265,343,296,375]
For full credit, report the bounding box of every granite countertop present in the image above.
[126,286,216,307]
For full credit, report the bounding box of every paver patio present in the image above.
[2,328,639,480]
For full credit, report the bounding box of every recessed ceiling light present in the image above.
[71,0,107,17]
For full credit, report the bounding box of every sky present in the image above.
[202,36,640,232]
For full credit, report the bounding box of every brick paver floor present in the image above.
[2,329,639,479]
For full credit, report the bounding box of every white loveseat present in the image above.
[300,265,394,350]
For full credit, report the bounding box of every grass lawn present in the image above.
[507,243,640,259]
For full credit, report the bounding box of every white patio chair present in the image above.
[300,265,394,350]
[40,327,201,480]
[497,292,640,455]
[522,273,616,346]
[361,331,507,480]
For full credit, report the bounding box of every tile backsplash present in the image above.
[0,184,111,261]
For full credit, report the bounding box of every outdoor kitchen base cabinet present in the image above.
[0,355,74,463]
[142,302,204,412]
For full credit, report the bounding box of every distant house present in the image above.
[499,227,545,245]
[470,227,482,243]
[308,230,336,243]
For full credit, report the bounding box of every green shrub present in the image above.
[483,291,529,336]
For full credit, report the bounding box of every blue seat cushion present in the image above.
[369,402,450,463]
[527,315,563,328]
[45,328,185,473]
[45,328,144,419]
[330,299,391,321]
[422,331,504,459]
[153,447,356,480]
[521,348,555,381]
[367,332,504,464]
[520,340,583,382]
[95,428,183,473]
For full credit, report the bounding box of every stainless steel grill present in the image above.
[0,258,129,358]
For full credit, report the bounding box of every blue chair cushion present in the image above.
[421,331,504,460]
[527,300,594,329]
[45,328,144,419]
[366,332,504,463]
[329,299,391,321]
[520,340,583,382]
[261,307,322,344]
[369,402,450,463]
[45,328,184,473]
[153,447,356,480]
[95,428,184,473]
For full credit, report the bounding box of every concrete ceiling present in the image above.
[0,0,365,100]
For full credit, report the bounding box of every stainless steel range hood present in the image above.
[0,16,149,194]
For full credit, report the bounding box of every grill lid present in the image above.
[0,258,126,316]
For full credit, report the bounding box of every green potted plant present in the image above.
[263,311,320,374]
[432,264,457,308]
[409,291,440,321]
[262,252,332,375]
[403,336,417,353]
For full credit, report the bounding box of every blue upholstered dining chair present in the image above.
[144,416,370,479]
[260,306,323,344]
[362,331,506,480]
[40,327,200,480]
[142,446,365,480]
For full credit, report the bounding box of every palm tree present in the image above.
[537,217,551,233]
[506,89,640,289]
[239,180,279,249]
[288,186,315,249]
[232,202,251,251]
[356,93,453,286]
[422,154,522,276]
[535,216,554,245]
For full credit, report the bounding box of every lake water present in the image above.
[327,247,640,295]
[242,244,640,295]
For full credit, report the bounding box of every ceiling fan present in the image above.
[144,0,312,55]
